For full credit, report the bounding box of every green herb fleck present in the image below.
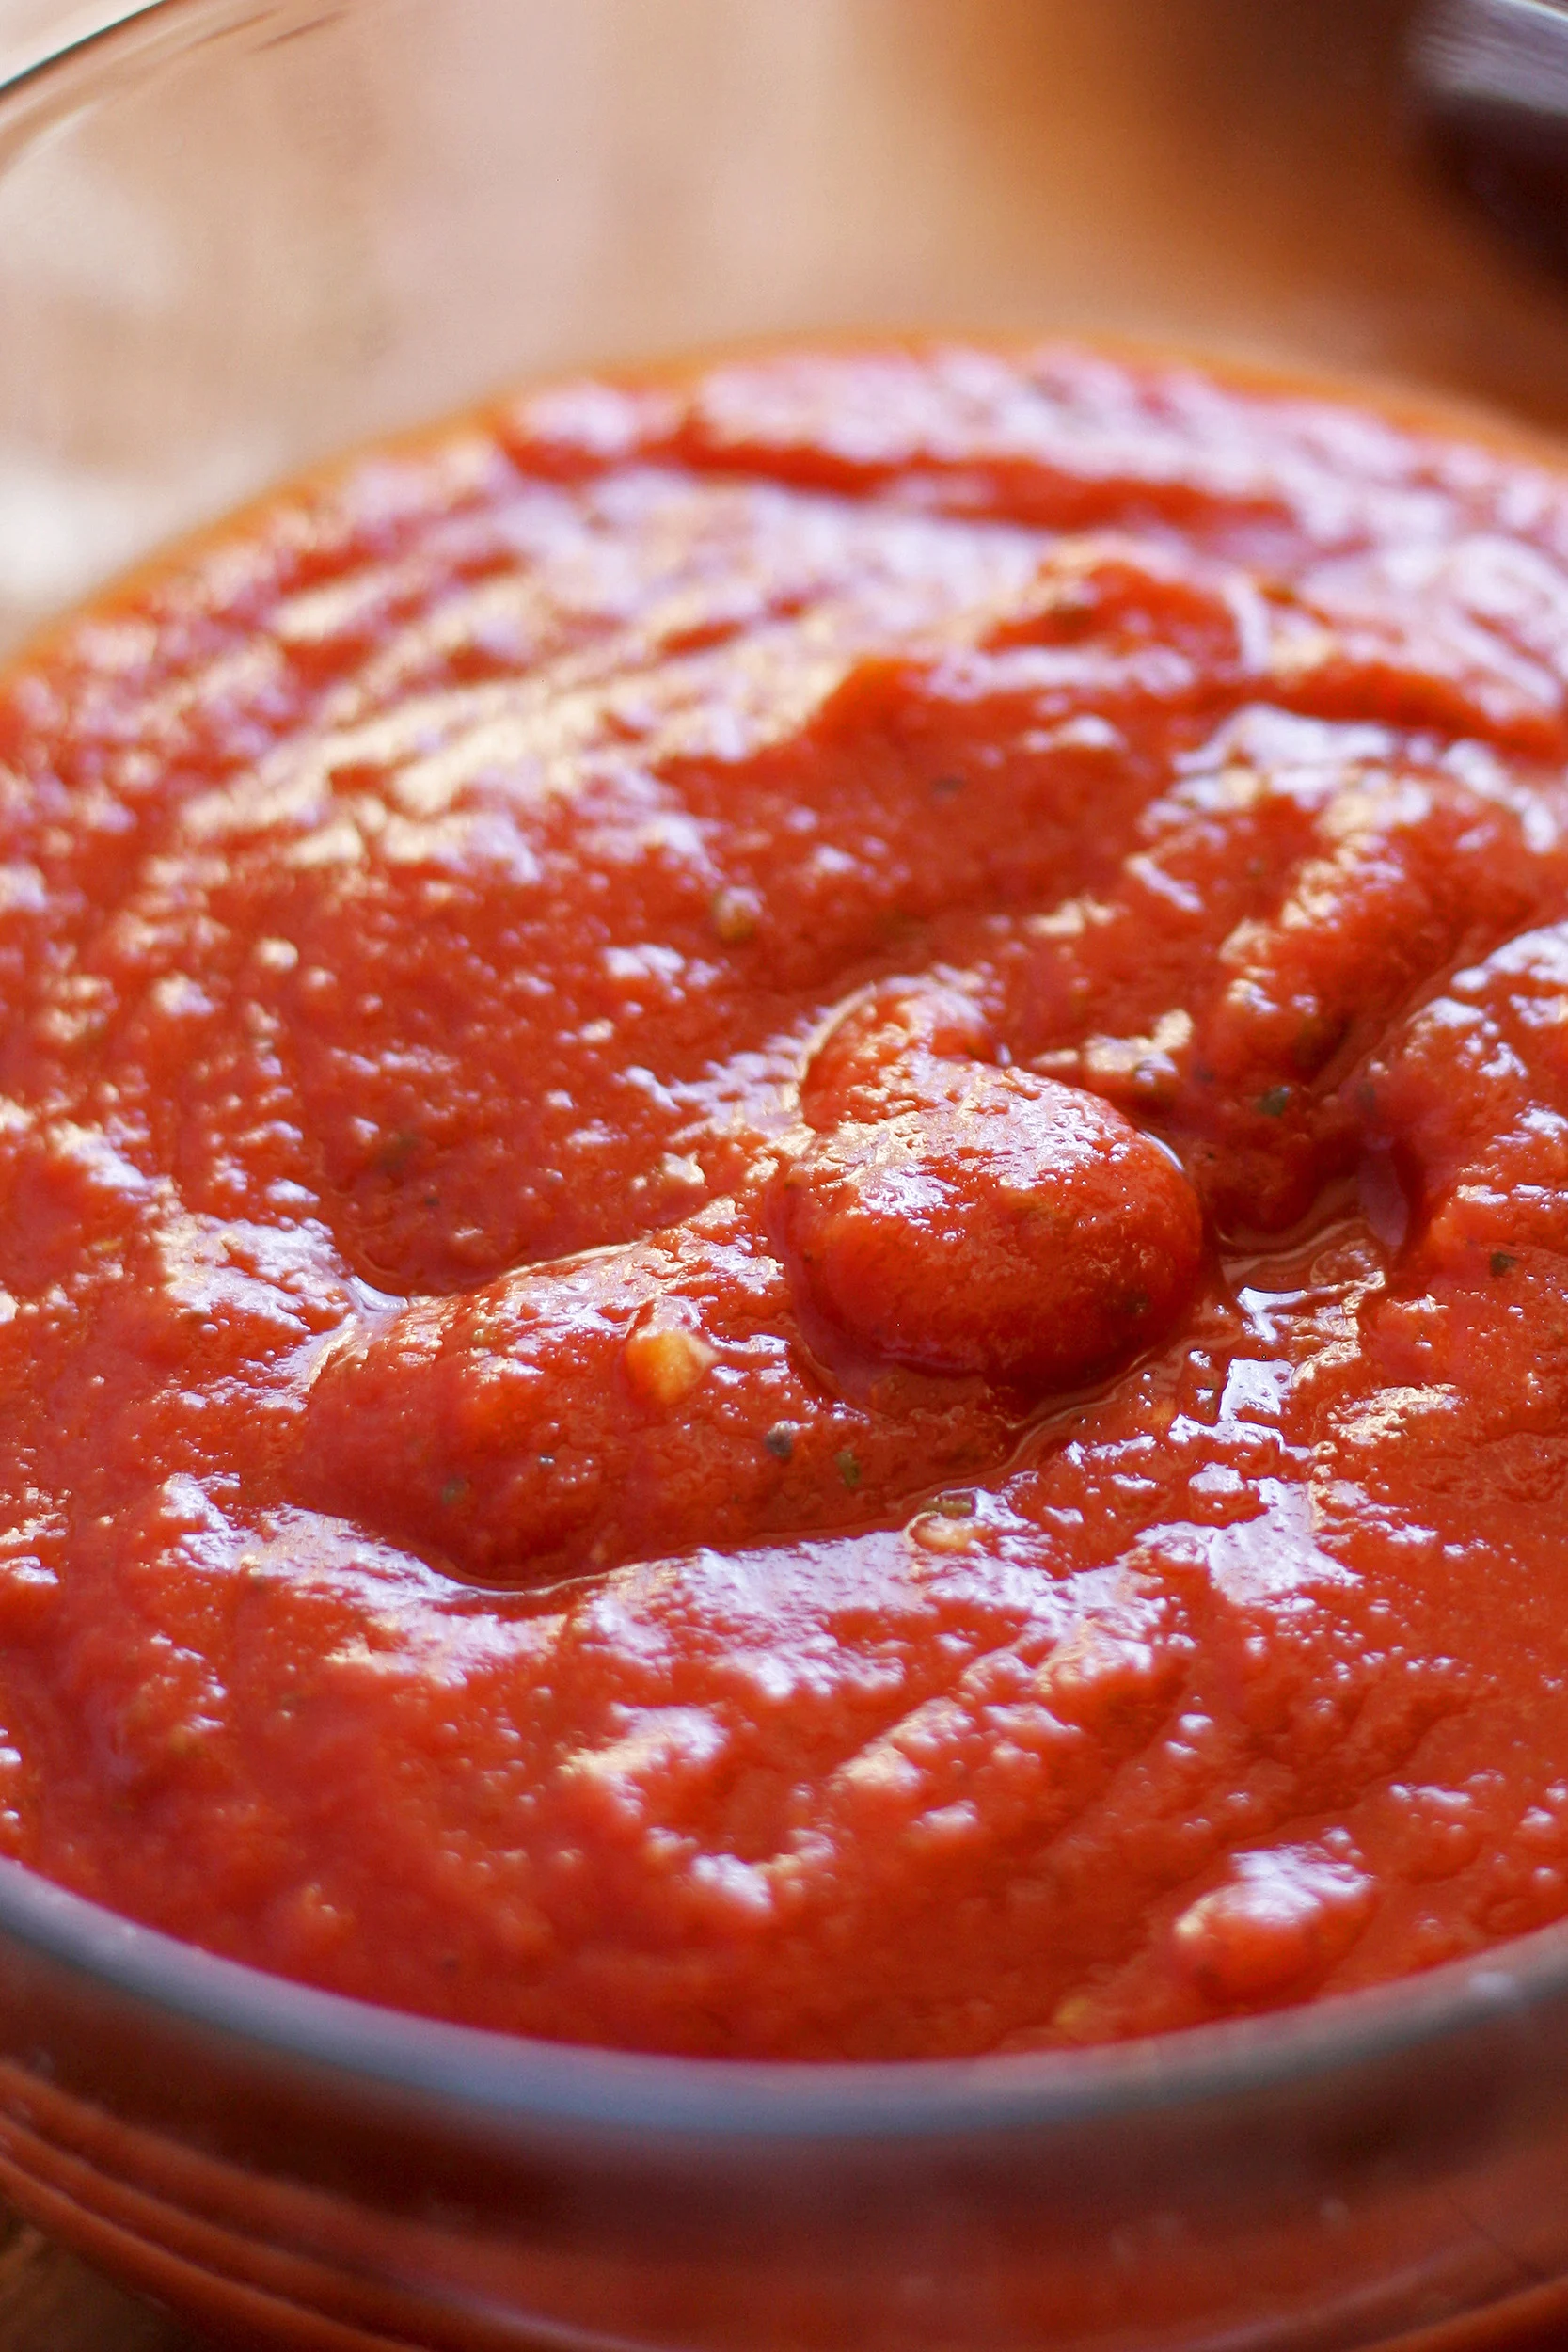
[765,1422,796,1462]
[1291,1011,1348,1076]
[1490,1250,1517,1278]
[931,773,965,798]
[1256,1086,1290,1120]
[835,1449,862,1491]
[376,1127,420,1174]
[439,1475,468,1508]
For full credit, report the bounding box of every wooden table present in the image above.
[0,2213,199,2351]
[1,0,1567,2341]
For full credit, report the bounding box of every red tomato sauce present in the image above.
[6,345,1568,2056]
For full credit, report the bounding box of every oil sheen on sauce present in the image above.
[3,345,1568,2057]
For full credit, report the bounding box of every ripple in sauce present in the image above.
[4,344,1568,2057]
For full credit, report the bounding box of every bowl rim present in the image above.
[0,0,264,144]
[5,0,1568,2156]
[1,1843,1566,2146]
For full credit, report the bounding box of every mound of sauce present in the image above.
[5,345,1568,2057]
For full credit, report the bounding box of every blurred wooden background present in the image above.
[0,0,1565,2341]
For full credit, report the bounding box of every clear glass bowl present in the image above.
[8,5,1568,2345]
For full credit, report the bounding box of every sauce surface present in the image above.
[6,345,1568,2056]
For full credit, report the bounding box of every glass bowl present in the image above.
[8,5,1568,2345]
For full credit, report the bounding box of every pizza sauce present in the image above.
[4,345,1568,2057]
